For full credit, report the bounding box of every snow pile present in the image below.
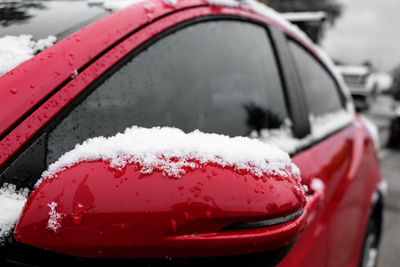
[88,0,146,10]
[0,184,29,241]
[259,109,353,154]
[38,126,299,186]
[0,35,56,76]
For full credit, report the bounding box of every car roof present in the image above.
[0,0,342,153]
[0,0,110,41]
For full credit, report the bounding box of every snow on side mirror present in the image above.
[14,127,307,259]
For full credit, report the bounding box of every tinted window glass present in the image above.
[288,40,343,116]
[47,20,288,164]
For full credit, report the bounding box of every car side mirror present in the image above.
[12,127,309,264]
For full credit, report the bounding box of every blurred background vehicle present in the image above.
[336,64,377,111]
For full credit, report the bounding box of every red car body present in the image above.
[0,1,383,266]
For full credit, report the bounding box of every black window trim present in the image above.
[269,27,310,140]
[285,36,349,110]
[277,33,353,155]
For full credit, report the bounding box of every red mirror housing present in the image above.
[15,159,306,258]
[13,126,307,259]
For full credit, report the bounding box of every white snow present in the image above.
[161,0,178,7]
[302,184,309,192]
[206,0,240,8]
[310,178,324,192]
[37,126,299,187]
[71,69,79,79]
[282,11,327,22]
[259,109,354,154]
[360,115,380,150]
[144,2,156,11]
[310,109,353,140]
[46,202,63,233]
[34,36,57,51]
[258,127,308,155]
[0,184,29,241]
[0,34,56,76]
[88,0,146,11]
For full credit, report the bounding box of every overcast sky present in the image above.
[322,0,400,72]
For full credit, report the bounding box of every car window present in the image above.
[46,20,289,164]
[288,39,344,117]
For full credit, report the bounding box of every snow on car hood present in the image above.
[0,34,56,76]
[0,184,29,241]
[38,126,300,187]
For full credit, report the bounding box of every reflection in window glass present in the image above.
[47,20,288,164]
[288,40,344,116]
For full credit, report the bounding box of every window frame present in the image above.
[287,37,348,110]
[280,35,353,153]
[0,15,296,181]
[269,27,311,139]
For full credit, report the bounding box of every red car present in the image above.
[0,0,384,266]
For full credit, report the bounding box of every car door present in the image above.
[1,9,305,265]
[267,28,329,267]
[285,38,379,267]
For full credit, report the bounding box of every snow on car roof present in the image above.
[281,11,327,23]
[88,0,147,10]
[37,126,300,187]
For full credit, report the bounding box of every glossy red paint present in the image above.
[0,0,383,266]
[0,0,207,139]
[15,161,306,258]
[278,120,382,267]
[0,0,331,168]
